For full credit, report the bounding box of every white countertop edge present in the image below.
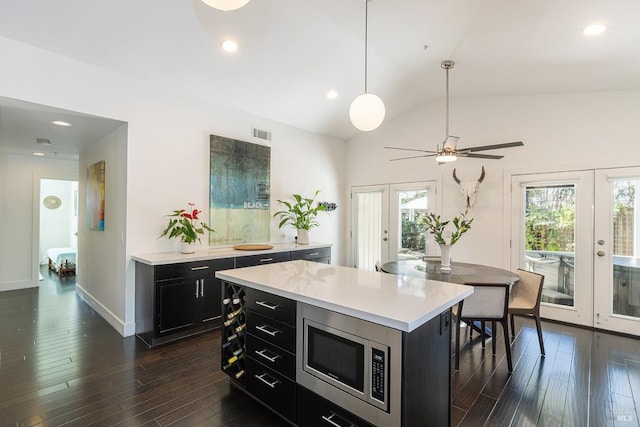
[132,242,332,265]
[215,269,474,333]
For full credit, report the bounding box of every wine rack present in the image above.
[221,281,247,382]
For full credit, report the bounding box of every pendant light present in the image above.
[349,0,385,132]
[201,0,250,11]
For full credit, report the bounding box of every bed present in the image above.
[46,247,77,276]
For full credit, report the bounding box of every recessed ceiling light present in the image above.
[220,39,238,52]
[583,24,607,36]
[326,90,338,100]
[32,152,45,156]
[51,120,72,126]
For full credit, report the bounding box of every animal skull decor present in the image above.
[452,166,486,209]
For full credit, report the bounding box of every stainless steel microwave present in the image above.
[296,303,403,427]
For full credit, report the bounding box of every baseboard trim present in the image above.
[0,280,38,292]
[75,284,134,337]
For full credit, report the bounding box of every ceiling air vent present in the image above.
[251,126,272,142]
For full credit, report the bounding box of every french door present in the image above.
[351,181,438,270]
[594,168,640,335]
[511,168,640,335]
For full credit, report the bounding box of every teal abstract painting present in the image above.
[209,135,270,246]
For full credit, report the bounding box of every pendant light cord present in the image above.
[445,66,449,138]
[364,0,369,94]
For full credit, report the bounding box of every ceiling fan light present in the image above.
[435,152,457,163]
[201,0,250,11]
[349,93,386,131]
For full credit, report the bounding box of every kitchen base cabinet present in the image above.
[134,244,331,348]
[297,385,375,427]
[135,257,234,348]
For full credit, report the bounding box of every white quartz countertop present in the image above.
[132,242,331,265]
[216,260,473,333]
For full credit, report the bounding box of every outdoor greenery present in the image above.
[401,216,425,251]
[525,186,575,251]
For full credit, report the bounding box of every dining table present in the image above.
[380,259,520,286]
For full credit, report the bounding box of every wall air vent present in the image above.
[251,126,272,142]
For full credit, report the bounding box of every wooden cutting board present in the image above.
[233,244,274,251]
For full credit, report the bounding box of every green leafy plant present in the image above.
[274,190,328,231]
[421,210,474,245]
[160,202,214,244]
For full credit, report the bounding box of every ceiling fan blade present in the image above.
[384,146,437,154]
[389,154,437,161]
[459,153,504,159]
[458,141,524,153]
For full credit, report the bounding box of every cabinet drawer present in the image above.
[290,247,331,262]
[155,258,234,281]
[246,356,296,422]
[235,251,290,268]
[246,310,295,353]
[246,333,295,380]
[244,287,296,325]
[297,385,375,427]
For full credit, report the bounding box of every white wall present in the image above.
[0,154,77,291]
[0,36,346,336]
[346,91,640,268]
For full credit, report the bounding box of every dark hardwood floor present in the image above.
[1,266,639,426]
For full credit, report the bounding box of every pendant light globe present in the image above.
[349,93,386,131]
[201,0,250,11]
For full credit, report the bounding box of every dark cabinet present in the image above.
[297,385,375,427]
[235,251,290,268]
[136,257,234,347]
[290,247,331,264]
[222,283,298,423]
[135,245,330,348]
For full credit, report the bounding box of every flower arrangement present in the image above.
[274,190,328,231]
[160,202,214,244]
[421,210,474,246]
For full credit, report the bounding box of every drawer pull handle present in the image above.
[255,348,281,363]
[321,411,354,427]
[255,373,280,389]
[307,252,319,256]
[190,266,209,271]
[255,324,281,337]
[256,300,280,310]
[259,258,274,263]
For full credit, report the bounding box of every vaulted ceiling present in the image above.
[0,0,639,157]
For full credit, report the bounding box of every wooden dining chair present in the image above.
[453,283,513,373]
[509,268,546,356]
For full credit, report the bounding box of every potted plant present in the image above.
[273,190,328,245]
[420,210,473,271]
[160,202,214,253]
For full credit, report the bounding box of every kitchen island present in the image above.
[216,260,473,427]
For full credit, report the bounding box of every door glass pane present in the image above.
[356,192,382,271]
[524,184,576,307]
[397,190,428,260]
[611,180,640,318]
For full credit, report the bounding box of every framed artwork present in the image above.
[209,135,270,246]
[87,160,105,230]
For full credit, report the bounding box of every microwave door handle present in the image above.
[321,411,354,427]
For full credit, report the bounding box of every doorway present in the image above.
[510,168,640,335]
[351,181,439,270]
[39,178,79,279]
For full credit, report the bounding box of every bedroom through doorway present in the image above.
[39,178,79,281]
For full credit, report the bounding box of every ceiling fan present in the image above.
[385,60,524,163]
